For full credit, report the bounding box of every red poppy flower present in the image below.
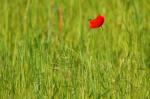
[89,15,104,28]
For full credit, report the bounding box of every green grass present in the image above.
[0,0,150,98]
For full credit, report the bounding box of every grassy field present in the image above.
[0,0,150,99]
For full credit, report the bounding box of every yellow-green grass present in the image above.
[0,0,149,98]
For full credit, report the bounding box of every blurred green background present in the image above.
[0,0,150,98]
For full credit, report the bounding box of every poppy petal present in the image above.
[89,15,104,29]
